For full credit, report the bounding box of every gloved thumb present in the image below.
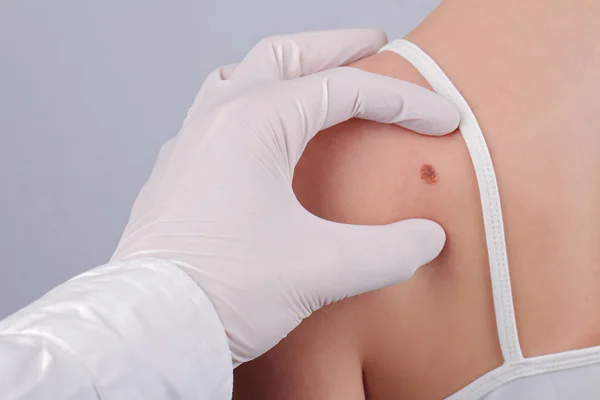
[308,218,446,305]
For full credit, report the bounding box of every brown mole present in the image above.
[420,164,437,184]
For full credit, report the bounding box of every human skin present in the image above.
[234,0,600,398]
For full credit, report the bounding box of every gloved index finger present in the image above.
[266,67,460,169]
[229,29,388,82]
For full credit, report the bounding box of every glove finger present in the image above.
[266,67,459,168]
[200,63,238,93]
[306,218,446,305]
[310,67,459,134]
[219,63,238,80]
[191,63,239,108]
[230,29,387,82]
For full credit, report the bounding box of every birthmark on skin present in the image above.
[420,164,437,185]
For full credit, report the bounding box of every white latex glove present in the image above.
[112,29,459,365]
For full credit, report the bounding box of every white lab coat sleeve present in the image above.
[0,258,233,400]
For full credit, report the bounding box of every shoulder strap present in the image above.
[379,39,523,362]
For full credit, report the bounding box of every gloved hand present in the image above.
[112,29,459,366]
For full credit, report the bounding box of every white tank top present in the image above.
[378,39,600,399]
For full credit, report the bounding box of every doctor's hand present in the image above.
[112,29,459,366]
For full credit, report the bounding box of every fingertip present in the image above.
[381,31,389,44]
[344,29,387,46]
[343,29,390,61]
[364,29,388,48]
[403,218,447,264]
[220,63,239,80]
[428,96,461,136]
[396,92,461,136]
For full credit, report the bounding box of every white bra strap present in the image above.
[379,39,523,363]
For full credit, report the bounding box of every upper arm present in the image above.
[233,298,366,400]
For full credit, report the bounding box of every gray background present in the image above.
[0,0,440,318]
